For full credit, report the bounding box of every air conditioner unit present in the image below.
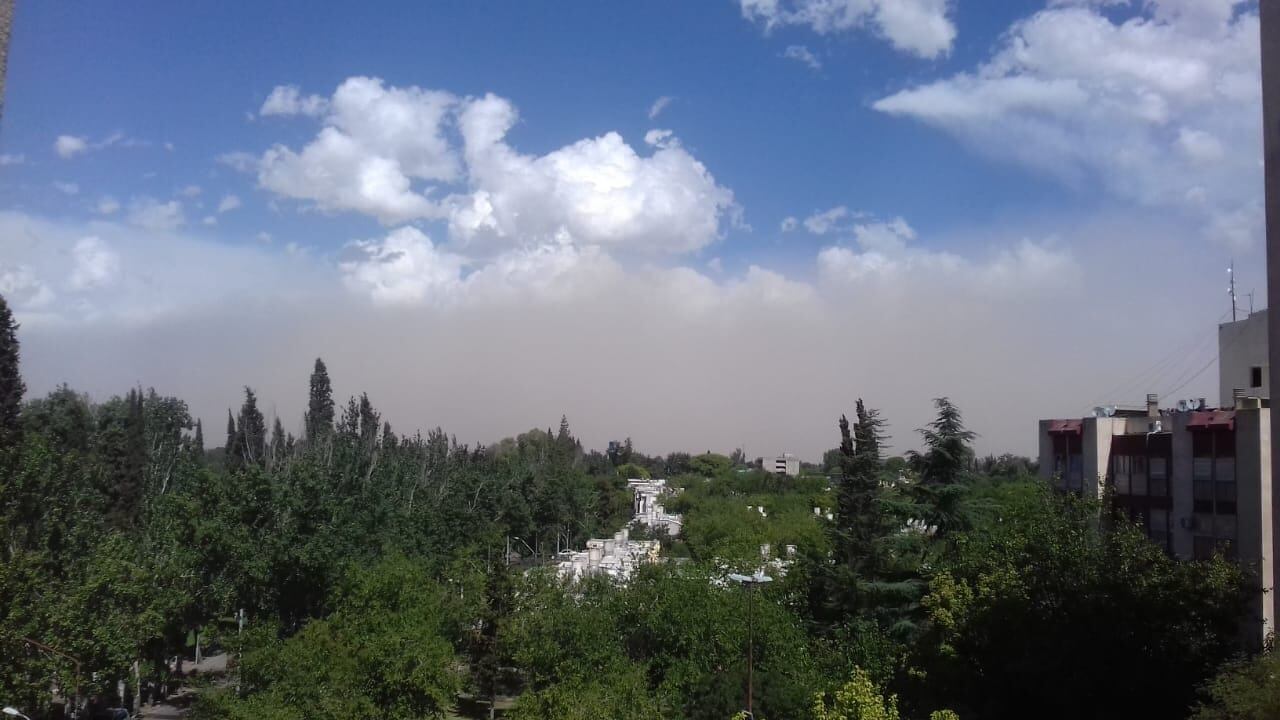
[1148,421,1162,434]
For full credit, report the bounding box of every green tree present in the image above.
[304,358,334,444]
[1192,651,1280,720]
[915,483,1252,719]
[237,387,266,466]
[812,668,900,720]
[0,292,23,454]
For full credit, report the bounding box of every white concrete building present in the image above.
[1220,310,1269,405]
[555,527,661,582]
[764,453,800,477]
[628,477,683,536]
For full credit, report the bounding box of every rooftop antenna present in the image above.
[1249,290,1255,316]
[1229,261,1237,322]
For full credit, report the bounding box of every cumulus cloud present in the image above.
[53,182,79,196]
[179,185,202,198]
[69,237,121,290]
[54,135,89,159]
[340,227,466,306]
[97,196,121,215]
[217,194,241,213]
[256,77,459,223]
[202,216,217,226]
[449,93,735,253]
[782,44,822,69]
[259,85,329,118]
[739,0,956,59]
[648,96,674,119]
[873,0,1261,248]
[780,216,799,232]
[128,197,185,232]
[248,78,737,252]
[0,153,24,166]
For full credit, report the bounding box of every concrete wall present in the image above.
[1220,311,1269,405]
[1237,408,1275,642]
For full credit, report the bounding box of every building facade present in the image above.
[1038,392,1273,643]
[1220,310,1269,405]
[764,453,800,477]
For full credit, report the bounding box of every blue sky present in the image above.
[0,1,1265,457]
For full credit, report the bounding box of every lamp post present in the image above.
[728,570,773,719]
[3,706,33,720]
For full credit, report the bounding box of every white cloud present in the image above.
[873,0,1261,248]
[256,77,459,224]
[256,231,272,244]
[449,93,735,253]
[0,264,55,309]
[250,78,737,252]
[218,152,259,173]
[340,226,466,306]
[780,216,799,232]
[259,85,329,118]
[802,205,851,235]
[217,194,242,213]
[740,0,956,59]
[782,44,822,69]
[179,185,202,198]
[53,181,80,196]
[97,196,120,215]
[202,215,217,226]
[817,217,1079,298]
[69,237,121,291]
[0,153,24,166]
[54,135,89,159]
[649,96,674,119]
[128,197,186,232]
[54,132,146,159]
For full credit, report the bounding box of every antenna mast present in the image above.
[1229,260,1237,322]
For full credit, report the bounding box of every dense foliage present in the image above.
[0,289,1269,720]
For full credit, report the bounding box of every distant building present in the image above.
[629,477,683,536]
[1039,388,1274,644]
[764,453,800,477]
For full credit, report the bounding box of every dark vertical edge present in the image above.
[1262,0,1280,634]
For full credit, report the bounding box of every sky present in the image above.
[0,0,1266,460]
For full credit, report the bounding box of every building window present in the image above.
[1052,433,1083,492]
[1251,365,1264,388]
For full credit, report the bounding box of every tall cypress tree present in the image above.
[305,358,335,443]
[98,389,147,529]
[270,416,286,458]
[237,387,266,465]
[0,293,23,453]
[225,409,242,472]
[191,418,205,463]
[835,400,888,570]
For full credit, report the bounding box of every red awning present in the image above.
[1187,410,1235,430]
[1047,419,1083,434]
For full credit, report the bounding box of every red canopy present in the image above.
[1187,410,1235,430]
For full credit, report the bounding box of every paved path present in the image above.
[137,653,228,720]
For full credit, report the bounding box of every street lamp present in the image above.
[3,707,32,720]
[729,570,773,719]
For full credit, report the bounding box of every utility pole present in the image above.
[1262,0,1280,638]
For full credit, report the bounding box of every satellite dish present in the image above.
[1105,405,1117,417]
[1177,399,1189,412]
[1093,406,1105,418]
[1189,398,1204,411]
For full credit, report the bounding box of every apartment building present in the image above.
[1038,313,1274,643]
